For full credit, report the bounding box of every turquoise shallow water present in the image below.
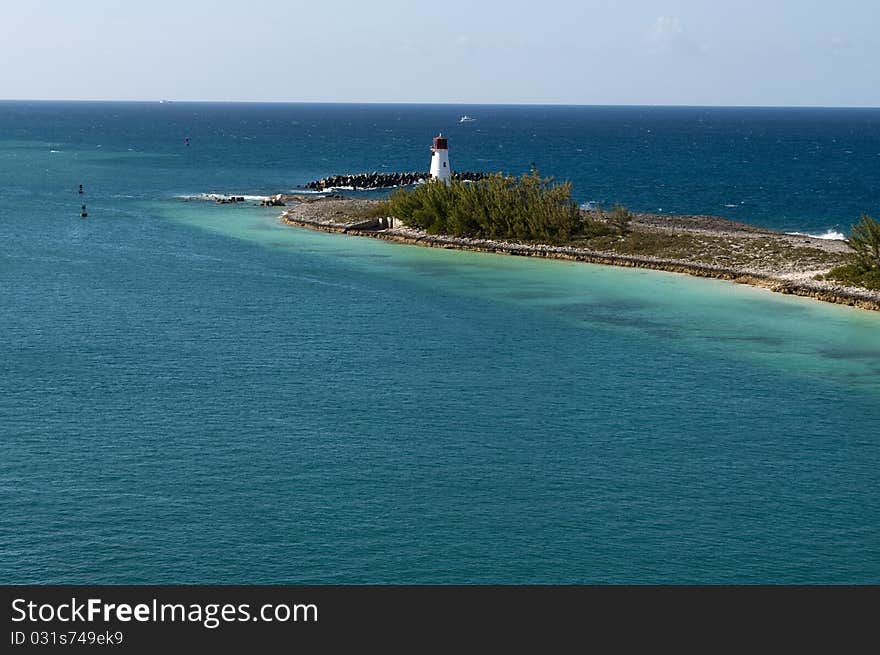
[1,103,879,583]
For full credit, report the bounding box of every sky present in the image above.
[1,0,878,106]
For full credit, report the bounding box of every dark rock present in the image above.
[301,171,489,191]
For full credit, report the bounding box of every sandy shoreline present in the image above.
[279,197,880,312]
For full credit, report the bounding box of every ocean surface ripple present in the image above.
[1,102,879,583]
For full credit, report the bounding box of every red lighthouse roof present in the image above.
[432,134,448,150]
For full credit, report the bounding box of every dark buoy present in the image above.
[185,136,190,146]
[80,204,88,218]
[78,184,84,194]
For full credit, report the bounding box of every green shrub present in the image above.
[608,204,633,234]
[363,201,393,219]
[846,214,880,270]
[820,263,880,290]
[824,214,880,289]
[386,169,596,244]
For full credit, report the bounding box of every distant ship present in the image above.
[459,115,476,123]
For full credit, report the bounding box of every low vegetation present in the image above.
[818,263,880,290]
[380,169,613,244]
[821,214,880,290]
[606,204,634,235]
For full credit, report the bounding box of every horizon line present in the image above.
[1,98,879,110]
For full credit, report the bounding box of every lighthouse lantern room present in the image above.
[430,133,451,183]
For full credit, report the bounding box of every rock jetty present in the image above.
[303,171,488,191]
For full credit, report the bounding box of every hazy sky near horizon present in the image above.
[1,0,878,106]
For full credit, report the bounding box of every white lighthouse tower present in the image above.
[429,133,451,183]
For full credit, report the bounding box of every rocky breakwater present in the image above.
[303,171,487,191]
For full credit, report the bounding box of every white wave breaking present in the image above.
[786,229,846,241]
[176,193,269,202]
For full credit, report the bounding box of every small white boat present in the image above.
[459,115,476,123]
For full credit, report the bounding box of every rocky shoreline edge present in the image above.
[279,197,880,313]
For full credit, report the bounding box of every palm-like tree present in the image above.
[847,214,880,269]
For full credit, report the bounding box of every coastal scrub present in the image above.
[822,214,880,290]
[381,170,601,244]
[847,214,880,269]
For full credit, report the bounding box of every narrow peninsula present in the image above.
[277,194,880,312]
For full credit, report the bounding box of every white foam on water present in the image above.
[786,229,846,241]
[176,193,269,202]
[288,189,334,195]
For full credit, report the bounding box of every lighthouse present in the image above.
[429,133,451,183]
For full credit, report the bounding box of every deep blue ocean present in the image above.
[2,102,879,583]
